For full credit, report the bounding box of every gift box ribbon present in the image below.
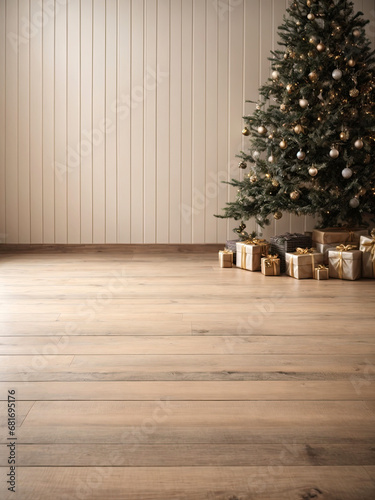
[362,230,375,276]
[335,244,357,279]
[264,254,279,274]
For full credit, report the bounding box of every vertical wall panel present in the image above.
[80,0,93,243]
[54,0,67,243]
[1,0,374,244]
[180,0,193,243]
[5,0,19,243]
[0,0,5,242]
[130,0,144,243]
[29,0,43,242]
[92,0,105,243]
[18,0,30,243]
[117,0,131,243]
[192,0,206,243]
[156,0,170,243]
[105,0,117,243]
[42,0,55,243]
[144,0,157,243]
[169,0,182,243]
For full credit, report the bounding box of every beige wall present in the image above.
[1,0,374,244]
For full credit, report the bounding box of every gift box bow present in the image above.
[315,264,328,270]
[264,254,279,268]
[335,244,357,251]
[294,247,316,255]
[221,248,233,254]
[362,230,375,262]
[242,238,266,246]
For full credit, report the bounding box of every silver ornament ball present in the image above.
[308,166,318,177]
[332,69,343,80]
[299,98,309,108]
[271,70,280,80]
[329,147,339,159]
[252,151,260,160]
[354,139,364,149]
[341,167,353,179]
[349,197,360,208]
[297,150,306,160]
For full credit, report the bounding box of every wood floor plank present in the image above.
[1,380,374,401]
[0,466,374,500]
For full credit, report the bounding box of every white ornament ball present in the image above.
[341,167,353,179]
[297,150,306,160]
[271,70,280,80]
[268,155,275,163]
[307,13,315,20]
[299,98,309,108]
[353,29,360,37]
[252,151,260,160]
[349,197,360,208]
[308,166,318,177]
[354,139,364,149]
[332,69,343,80]
[329,147,339,159]
[258,125,267,135]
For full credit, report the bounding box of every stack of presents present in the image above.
[219,228,375,280]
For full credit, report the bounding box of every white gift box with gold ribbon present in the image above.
[236,239,270,272]
[328,244,362,281]
[360,230,375,279]
[285,248,323,279]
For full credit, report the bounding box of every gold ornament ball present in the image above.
[354,139,364,149]
[306,0,311,6]
[273,211,283,220]
[279,139,288,150]
[348,59,356,67]
[258,125,267,135]
[280,103,287,111]
[358,187,366,196]
[290,190,300,201]
[250,175,258,183]
[353,29,360,37]
[307,13,315,20]
[238,161,247,169]
[308,71,318,83]
[272,179,279,187]
[349,88,359,98]
[309,36,317,44]
[340,130,349,141]
[308,166,318,177]
[242,127,250,136]
[294,124,303,134]
[317,43,325,52]
[286,84,293,94]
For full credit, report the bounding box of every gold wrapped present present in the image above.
[314,264,329,280]
[313,241,343,265]
[360,230,375,279]
[312,227,368,245]
[285,247,324,279]
[236,238,270,272]
[328,244,362,281]
[218,249,233,268]
[261,254,280,276]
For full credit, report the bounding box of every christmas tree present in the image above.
[216,0,375,236]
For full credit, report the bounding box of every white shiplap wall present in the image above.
[0,0,374,244]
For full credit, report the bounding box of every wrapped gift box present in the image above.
[313,241,342,264]
[218,249,233,268]
[312,227,368,245]
[271,233,312,273]
[285,248,324,279]
[236,239,270,272]
[328,245,362,281]
[225,239,239,265]
[261,255,280,276]
[314,265,329,280]
[359,230,375,279]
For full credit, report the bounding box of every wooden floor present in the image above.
[0,245,375,500]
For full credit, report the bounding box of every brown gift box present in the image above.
[314,265,329,280]
[261,255,280,276]
[236,239,270,272]
[218,249,233,268]
[285,248,324,279]
[360,230,375,279]
[328,245,362,281]
[312,227,368,245]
